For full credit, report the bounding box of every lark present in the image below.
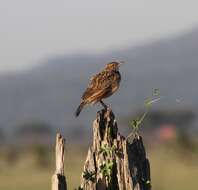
[75,61,123,117]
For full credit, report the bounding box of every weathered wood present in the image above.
[80,108,151,190]
[52,133,67,190]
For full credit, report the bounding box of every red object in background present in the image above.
[157,125,177,142]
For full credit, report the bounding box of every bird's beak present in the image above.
[119,61,125,66]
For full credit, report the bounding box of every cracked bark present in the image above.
[80,109,151,190]
[52,133,67,190]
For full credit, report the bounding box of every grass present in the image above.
[150,144,198,190]
[0,143,197,190]
[0,144,87,190]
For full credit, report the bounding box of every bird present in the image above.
[75,61,123,117]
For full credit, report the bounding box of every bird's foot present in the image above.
[100,100,107,109]
[100,100,111,111]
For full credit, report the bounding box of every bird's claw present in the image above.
[100,100,109,110]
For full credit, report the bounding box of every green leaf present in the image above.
[153,88,160,96]
[145,98,153,107]
[83,170,96,182]
[131,119,139,129]
[100,161,114,179]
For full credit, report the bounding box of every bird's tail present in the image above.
[75,102,85,117]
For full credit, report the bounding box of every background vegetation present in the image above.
[0,135,197,190]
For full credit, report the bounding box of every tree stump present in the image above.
[52,133,67,190]
[80,109,151,190]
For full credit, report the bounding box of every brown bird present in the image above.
[75,61,123,117]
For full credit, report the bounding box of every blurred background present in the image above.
[0,0,198,189]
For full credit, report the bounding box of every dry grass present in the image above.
[0,143,197,190]
[150,144,198,190]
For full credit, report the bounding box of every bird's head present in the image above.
[105,61,124,71]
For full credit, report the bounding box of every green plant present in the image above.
[82,170,96,182]
[100,160,114,181]
[99,143,117,185]
[99,144,116,157]
[127,89,161,140]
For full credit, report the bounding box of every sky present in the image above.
[0,0,198,73]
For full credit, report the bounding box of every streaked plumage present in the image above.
[75,61,122,117]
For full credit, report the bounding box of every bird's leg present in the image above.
[100,100,108,110]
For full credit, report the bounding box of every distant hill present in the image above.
[0,27,198,139]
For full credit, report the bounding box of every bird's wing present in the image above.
[82,70,114,100]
